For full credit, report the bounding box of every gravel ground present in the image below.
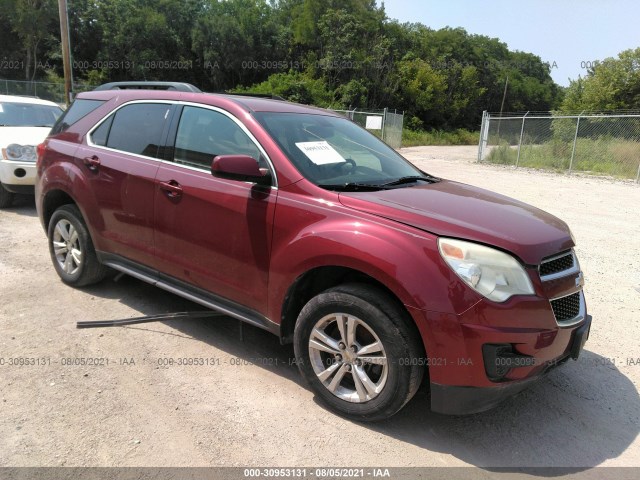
[0,146,639,471]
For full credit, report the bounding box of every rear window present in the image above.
[50,99,104,134]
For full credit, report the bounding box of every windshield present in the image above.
[255,112,431,188]
[0,102,63,127]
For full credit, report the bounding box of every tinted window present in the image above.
[50,99,103,134]
[90,115,114,146]
[174,106,261,170]
[0,102,63,127]
[107,103,170,157]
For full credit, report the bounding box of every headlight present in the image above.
[2,144,36,161]
[438,238,534,302]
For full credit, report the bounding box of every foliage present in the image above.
[0,0,616,131]
[402,128,479,147]
[0,0,58,81]
[559,48,640,112]
[484,138,640,179]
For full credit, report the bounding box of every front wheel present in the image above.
[47,204,108,287]
[294,283,425,421]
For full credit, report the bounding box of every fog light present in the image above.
[483,344,535,381]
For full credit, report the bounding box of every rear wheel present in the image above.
[0,183,14,208]
[47,204,108,287]
[294,283,425,421]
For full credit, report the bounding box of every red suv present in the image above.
[36,83,590,421]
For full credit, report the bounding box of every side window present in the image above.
[106,103,170,157]
[173,106,261,170]
[90,115,114,146]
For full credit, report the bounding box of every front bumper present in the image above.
[407,285,590,415]
[430,314,591,415]
[0,159,36,192]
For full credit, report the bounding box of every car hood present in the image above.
[0,127,52,148]
[338,179,574,265]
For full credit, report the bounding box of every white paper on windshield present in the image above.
[0,104,4,113]
[295,141,346,165]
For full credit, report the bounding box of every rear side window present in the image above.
[106,103,170,157]
[90,115,114,146]
[50,99,104,134]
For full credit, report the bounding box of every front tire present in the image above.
[47,204,107,287]
[0,183,14,208]
[294,283,425,421]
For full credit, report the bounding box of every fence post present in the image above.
[478,111,490,161]
[381,107,387,142]
[477,111,485,161]
[636,162,640,184]
[515,111,529,168]
[569,111,584,174]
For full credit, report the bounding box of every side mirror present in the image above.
[211,155,270,184]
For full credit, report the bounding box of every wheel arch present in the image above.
[279,265,422,349]
[42,188,78,230]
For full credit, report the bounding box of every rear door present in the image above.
[153,104,277,314]
[78,101,172,267]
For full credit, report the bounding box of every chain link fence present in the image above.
[332,108,404,149]
[478,111,640,182]
[0,79,95,106]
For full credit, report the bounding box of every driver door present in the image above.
[153,105,277,314]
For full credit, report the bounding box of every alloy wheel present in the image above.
[52,219,83,275]
[308,313,388,403]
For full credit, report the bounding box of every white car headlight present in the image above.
[2,144,36,161]
[438,237,534,302]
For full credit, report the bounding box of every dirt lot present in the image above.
[1,146,639,470]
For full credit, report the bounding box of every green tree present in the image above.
[560,48,640,112]
[1,0,59,81]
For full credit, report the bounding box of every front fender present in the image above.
[267,190,482,322]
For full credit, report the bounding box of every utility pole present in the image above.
[58,0,73,106]
[499,75,509,116]
[496,75,508,139]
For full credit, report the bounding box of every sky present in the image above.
[382,0,640,86]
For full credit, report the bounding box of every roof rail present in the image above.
[217,92,285,101]
[94,81,201,93]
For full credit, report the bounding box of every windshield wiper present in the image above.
[318,182,386,192]
[379,175,438,187]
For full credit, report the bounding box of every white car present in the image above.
[0,95,63,208]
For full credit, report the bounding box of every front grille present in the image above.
[550,292,581,322]
[540,251,574,277]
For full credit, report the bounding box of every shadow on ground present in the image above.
[82,272,640,474]
[3,194,38,217]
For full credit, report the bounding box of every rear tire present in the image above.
[47,204,108,287]
[294,283,425,421]
[0,183,14,208]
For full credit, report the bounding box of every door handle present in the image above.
[83,155,100,170]
[158,180,183,198]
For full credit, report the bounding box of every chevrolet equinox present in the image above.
[36,83,591,421]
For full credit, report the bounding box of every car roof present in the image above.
[75,89,339,117]
[0,94,62,107]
